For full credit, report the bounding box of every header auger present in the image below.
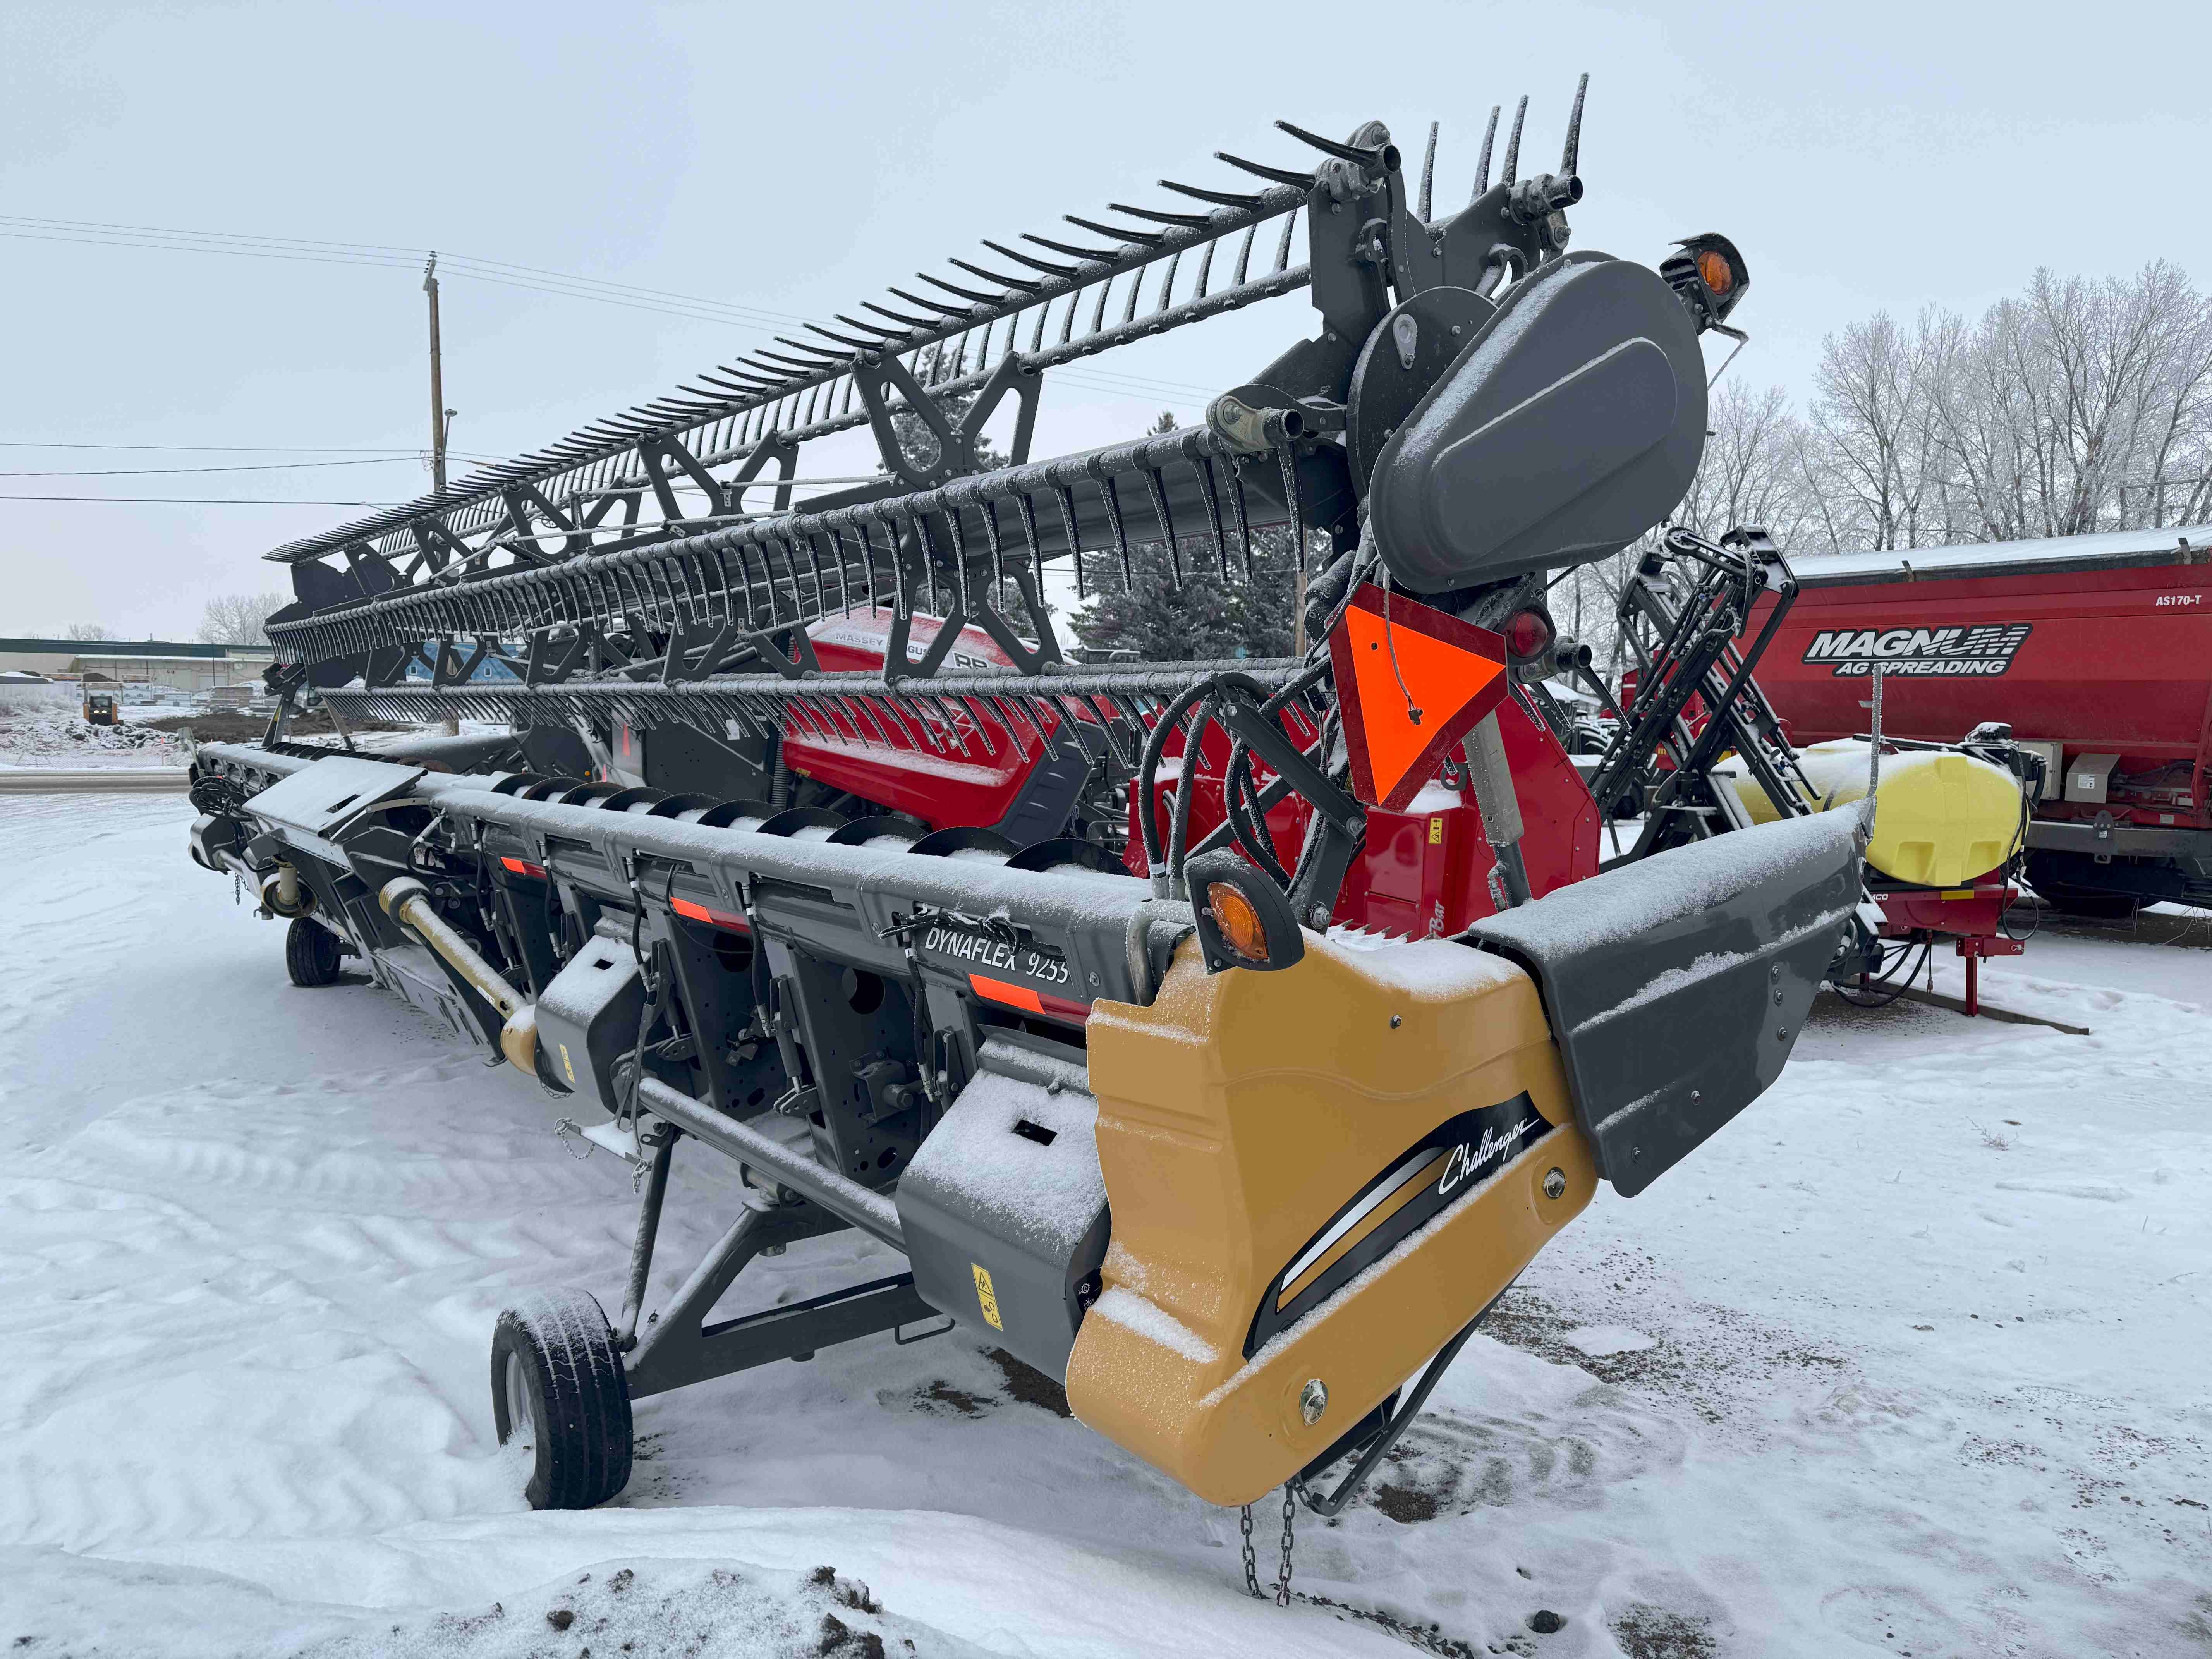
[191,85,1867,1541]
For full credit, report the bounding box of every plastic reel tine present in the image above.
[1066,213,1165,251]
[1502,95,1528,187]
[1023,230,1121,263]
[1143,469,1182,584]
[849,693,895,748]
[1472,105,1499,201]
[1419,121,1439,220]
[808,692,852,750]
[886,514,910,623]
[1159,177,1265,211]
[822,694,864,748]
[928,267,1014,303]
[1194,236,1216,300]
[1007,691,1053,755]
[1012,491,1047,601]
[984,238,1074,278]
[1562,72,1588,177]
[858,521,883,615]
[799,533,828,617]
[1235,224,1256,285]
[979,497,1008,601]
[1225,457,1255,578]
[1214,149,1314,189]
[966,695,1006,760]
[831,531,853,617]
[1186,457,1226,580]
[1098,473,1138,590]
[881,688,929,751]
[1113,200,1211,230]
[1042,481,1081,598]
[1273,215,1296,275]
[944,505,972,617]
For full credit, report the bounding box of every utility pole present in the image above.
[423,252,447,491]
[424,252,459,734]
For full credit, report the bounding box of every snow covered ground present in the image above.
[2,795,2208,1657]
[0,691,192,771]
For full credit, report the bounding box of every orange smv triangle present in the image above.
[1328,584,1510,810]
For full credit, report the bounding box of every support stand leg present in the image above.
[622,1199,929,1401]
[617,1127,678,1350]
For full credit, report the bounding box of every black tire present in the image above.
[489,1289,633,1511]
[284,917,343,986]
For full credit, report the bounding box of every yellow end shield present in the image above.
[1068,932,1595,1507]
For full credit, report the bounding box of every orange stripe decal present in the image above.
[969,973,1045,1013]
[672,895,749,932]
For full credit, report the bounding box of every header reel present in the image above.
[260,75,1737,733]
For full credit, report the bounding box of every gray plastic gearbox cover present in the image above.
[533,933,645,1111]
[1366,254,1708,594]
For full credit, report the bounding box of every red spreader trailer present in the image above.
[1747,526,2212,914]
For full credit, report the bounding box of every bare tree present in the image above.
[1802,309,1951,550]
[197,592,288,646]
[1674,381,1819,547]
[1556,263,2212,694]
[63,621,112,640]
[1551,380,1819,672]
[1923,262,2212,541]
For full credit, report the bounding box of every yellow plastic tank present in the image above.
[1724,740,2024,888]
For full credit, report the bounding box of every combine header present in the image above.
[187,86,1867,1558]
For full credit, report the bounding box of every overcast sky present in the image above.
[3,0,2207,639]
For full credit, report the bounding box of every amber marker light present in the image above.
[1697,247,1735,296]
[1206,880,1269,964]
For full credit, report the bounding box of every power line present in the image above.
[0,494,408,506]
[0,213,799,324]
[0,440,505,456]
[0,457,440,477]
[1,212,1230,399]
[0,221,807,331]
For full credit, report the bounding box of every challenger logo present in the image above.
[1801,623,2032,678]
[1437,1110,1544,1197]
[1244,1092,1553,1356]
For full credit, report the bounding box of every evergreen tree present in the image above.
[1068,412,1314,662]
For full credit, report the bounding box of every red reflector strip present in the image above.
[500,857,547,879]
[671,895,750,933]
[969,973,1044,1013]
[968,974,1090,1025]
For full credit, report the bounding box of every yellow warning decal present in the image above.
[1939,888,1976,900]
[1428,817,1444,845]
[971,1262,1003,1330]
[559,1043,576,1085]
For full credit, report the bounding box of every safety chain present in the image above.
[1236,1488,1297,1606]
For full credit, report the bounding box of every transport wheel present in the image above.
[283,917,343,987]
[489,1289,633,1511]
